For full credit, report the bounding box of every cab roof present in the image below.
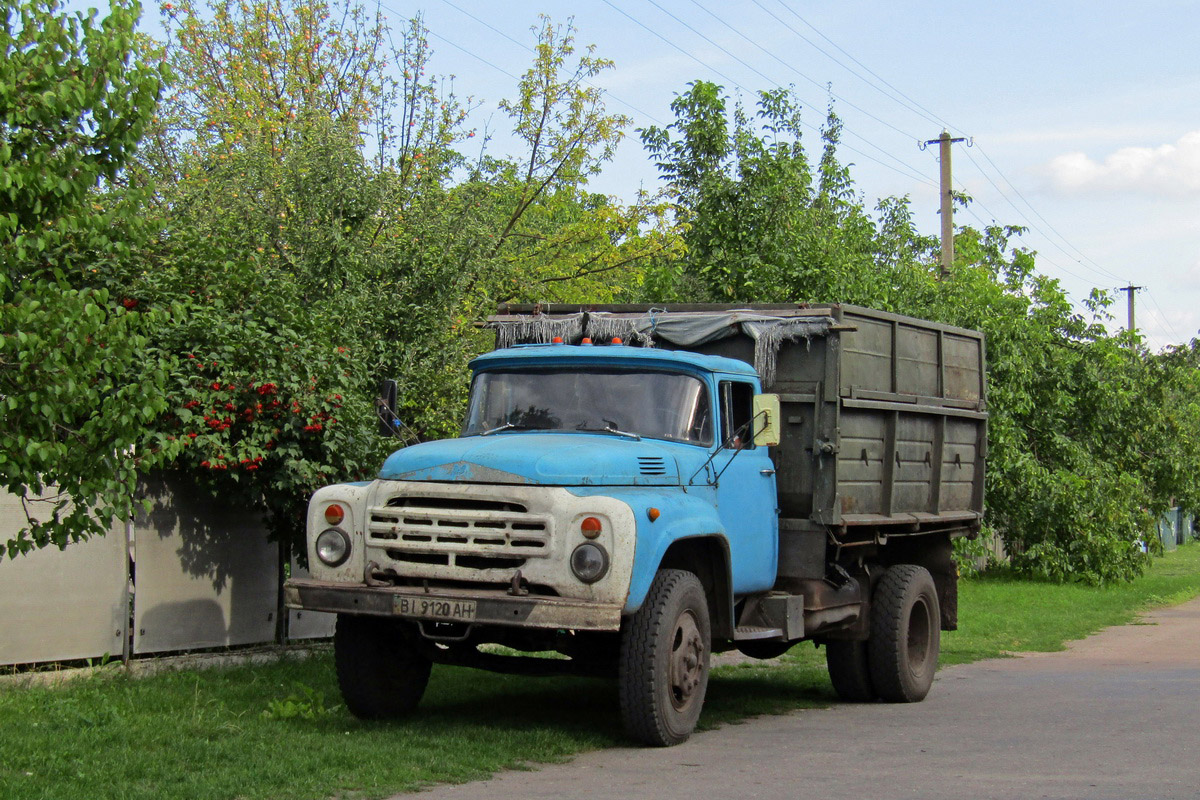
[471,343,759,379]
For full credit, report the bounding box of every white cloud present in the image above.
[1044,130,1200,196]
[992,124,1177,147]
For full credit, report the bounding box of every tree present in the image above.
[1,0,173,556]
[106,3,672,553]
[641,81,935,305]
[641,79,1199,583]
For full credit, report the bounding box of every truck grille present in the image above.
[367,495,553,564]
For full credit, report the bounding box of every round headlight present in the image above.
[315,528,350,567]
[570,542,609,584]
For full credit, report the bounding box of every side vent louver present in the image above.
[638,456,667,476]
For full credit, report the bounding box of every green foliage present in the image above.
[162,0,389,152]
[262,683,337,720]
[9,0,1193,586]
[0,0,165,269]
[1,0,173,556]
[643,80,1199,584]
[97,2,672,552]
[641,82,935,304]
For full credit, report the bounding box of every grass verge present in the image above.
[2,541,1198,800]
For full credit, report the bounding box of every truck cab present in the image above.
[288,341,781,745]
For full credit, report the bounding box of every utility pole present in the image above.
[1119,284,1144,350]
[922,131,967,279]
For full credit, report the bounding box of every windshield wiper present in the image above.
[479,423,545,436]
[576,420,642,441]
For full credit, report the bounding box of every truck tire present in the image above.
[618,569,710,746]
[868,564,940,703]
[825,640,877,702]
[334,614,432,719]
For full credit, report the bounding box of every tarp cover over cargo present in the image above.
[488,308,836,388]
[487,304,987,531]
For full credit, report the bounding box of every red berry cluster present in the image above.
[173,350,349,474]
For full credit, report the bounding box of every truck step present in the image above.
[733,625,785,641]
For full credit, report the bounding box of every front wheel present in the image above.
[868,564,941,702]
[334,614,432,719]
[618,569,711,746]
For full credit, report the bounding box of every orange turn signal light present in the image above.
[647,507,661,522]
[581,516,603,538]
[324,503,345,525]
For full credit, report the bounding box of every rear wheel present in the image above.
[334,614,432,719]
[825,639,877,702]
[868,564,940,702]
[618,569,710,746]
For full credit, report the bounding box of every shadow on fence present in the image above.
[0,474,333,670]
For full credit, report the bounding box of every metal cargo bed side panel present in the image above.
[833,307,986,527]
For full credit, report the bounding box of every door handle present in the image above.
[760,469,776,476]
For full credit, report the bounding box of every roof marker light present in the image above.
[552,336,564,344]
[611,337,623,345]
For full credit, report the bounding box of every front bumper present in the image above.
[285,578,624,631]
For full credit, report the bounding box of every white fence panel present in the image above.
[0,489,127,666]
[132,477,279,654]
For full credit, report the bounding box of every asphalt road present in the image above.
[405,597,1200,800]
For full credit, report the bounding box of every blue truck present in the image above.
[284,304,987,745]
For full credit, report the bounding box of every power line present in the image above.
[436,0,667,125]
[756,0,955,134]
[926,143,1104,290]
[1144,288,1186,343]
[410,3,1180,341]
[972,143,1128,284]
[683,0,923,142]
[603,0,937,188]
[682,0,943,185]
[952,145,1121,288]
[424,28,520,80]
[751,0,1138,297]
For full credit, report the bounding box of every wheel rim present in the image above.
[906,595,933,674]
[668,609,705,712]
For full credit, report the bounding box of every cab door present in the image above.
[713,379,778,593]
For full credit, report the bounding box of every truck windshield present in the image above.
[464,368,712,445]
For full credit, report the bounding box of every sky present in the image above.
[86,0,1200,350]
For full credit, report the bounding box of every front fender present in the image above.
[306,482,373,583]
[567,486,725,614]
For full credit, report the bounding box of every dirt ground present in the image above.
[405,597,1200,800]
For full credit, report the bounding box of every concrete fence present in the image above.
[0,476,334,669]
[1157,508,1196,552]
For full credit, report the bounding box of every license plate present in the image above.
[394,595,477,622]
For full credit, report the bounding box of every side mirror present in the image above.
[376,379,399,437]
[752,393,781,447]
